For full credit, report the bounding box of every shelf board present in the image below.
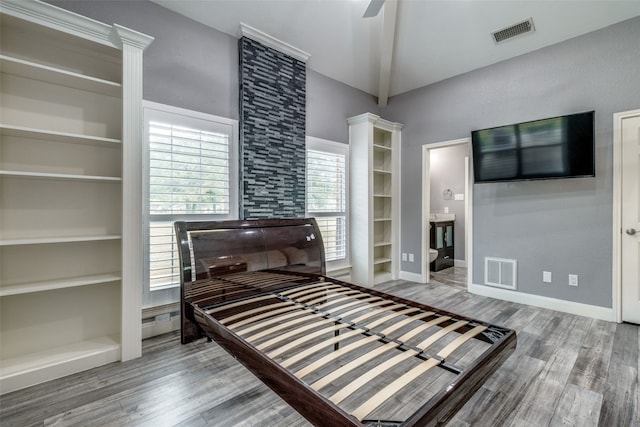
[374,217,392,222]
[0,273,121,297]
[0,235,122,246]
[0,124,121,145]
[373,168,392,174]
[374,257,392,265]
[0,170,121,182]
[373,143,392,151]
[0,335,120,394]
[373,194,392,198]
[374,241,392,247]
[0,55,122,97]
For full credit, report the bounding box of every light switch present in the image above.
[454,193,464,201]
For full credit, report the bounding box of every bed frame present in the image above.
[175,218,516,426]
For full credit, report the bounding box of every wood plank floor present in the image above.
[1,267,638,426]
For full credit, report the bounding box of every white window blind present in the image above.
[143,102,238,305]
[306,137,349,267]
[149,122,231,215]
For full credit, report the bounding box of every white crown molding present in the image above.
[1,0,114,47]
[111,24,154,50]
[347,112,379,126]
[239,22,310,63]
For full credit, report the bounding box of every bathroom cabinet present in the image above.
[430,221,454,271]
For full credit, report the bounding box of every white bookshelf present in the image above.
[348,113,402,287]
[0,0,153,394]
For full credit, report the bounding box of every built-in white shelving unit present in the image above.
[0,0,153,394]
[348,113,403,286]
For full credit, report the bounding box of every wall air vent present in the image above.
[492,18,535,43]
[484,257,517,290]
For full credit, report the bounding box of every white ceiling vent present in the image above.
[492,18,535,43]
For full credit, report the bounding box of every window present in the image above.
[143,101,238,306]
[306,137,349,270]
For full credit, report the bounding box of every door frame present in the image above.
[612,108,640,323]
[421,138,472,285]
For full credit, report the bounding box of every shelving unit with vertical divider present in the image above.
[0,0,153,393]
[348,113,403,286]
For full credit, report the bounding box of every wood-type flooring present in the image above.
[1,267,638,426]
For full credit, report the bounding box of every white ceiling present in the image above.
[152,0,640,100]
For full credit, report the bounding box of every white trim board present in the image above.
[469,283,615,322]
[399,270,424,283]
[421,138,472,285]
[612,108,640,323]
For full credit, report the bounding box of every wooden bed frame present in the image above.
[175,218,516,426]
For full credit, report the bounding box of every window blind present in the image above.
[149,121,230,215]
[307,148,347,262]
[144,104,238,296]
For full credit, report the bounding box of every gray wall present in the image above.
[430,144,468,261]
[48,0,378,144]
[48,0,239,120]
[385,16,640,308]
[307,70,380,143]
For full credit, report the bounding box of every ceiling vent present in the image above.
[492,18,535,43]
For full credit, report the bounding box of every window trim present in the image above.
[306,136,350,271]
[142,101,239,307]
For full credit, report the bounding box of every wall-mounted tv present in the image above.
[471,111,594,183]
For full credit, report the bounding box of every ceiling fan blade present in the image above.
[363,0,384,18]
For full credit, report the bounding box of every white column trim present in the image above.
[117,35,151,361]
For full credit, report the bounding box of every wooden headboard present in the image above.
[174,218,326,342]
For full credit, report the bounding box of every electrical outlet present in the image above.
[543,271,552,283]
[444,207,449,213]
[408,253,414,262]
[569,274,578,287]
[402,253,407,262]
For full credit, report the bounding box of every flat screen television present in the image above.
[471,111,594,183]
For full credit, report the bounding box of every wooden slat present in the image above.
[256,317,338,351]
[312,292,374,311]
[223,302,297,328]
[241,310,326,341]
[282,283,342,299]
[308,316,450,391]
[352,358,442,421]
[268,297,390,360]
[437,325,488,359]
[233,287,355,334]
[297,288,358,307]
[414,320,468,351]
[330,324,486,406]
[205,294,275,315]
[331,349,418,405]
[281,305,418,369]
[267,323,351,359]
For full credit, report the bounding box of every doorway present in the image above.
[613,109,640,324]
[421,138,472,285]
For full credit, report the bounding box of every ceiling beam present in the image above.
[377,0,397,108]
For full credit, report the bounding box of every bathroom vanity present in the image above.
[430,214,455,271]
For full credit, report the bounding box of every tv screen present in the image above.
[471,111,594,183]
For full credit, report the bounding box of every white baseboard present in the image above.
[142,315,180,339]
[468,283,616,322]
[399,270,425,283]
[454,259,467,268]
